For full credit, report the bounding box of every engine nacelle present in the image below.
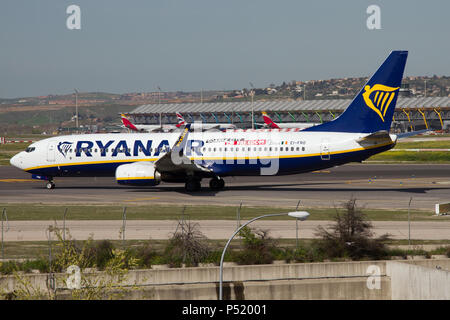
[115,162,161,186]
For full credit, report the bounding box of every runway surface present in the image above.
[1,163,450,210]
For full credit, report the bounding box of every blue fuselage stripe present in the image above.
[26,144,391,178]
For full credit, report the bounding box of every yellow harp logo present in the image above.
[362,84,399,122]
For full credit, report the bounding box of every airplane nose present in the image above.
[10,154,23,169]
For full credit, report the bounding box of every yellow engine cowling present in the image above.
[115,162,161,186]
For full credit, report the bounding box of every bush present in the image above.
[134,244,158,268]
[232,226,277,265]
[163,219,211,267]
[0,261,19,275]
[87,240,115,270]
[20,260,49,273]
[0,259,49,275]
[315,198,391,260]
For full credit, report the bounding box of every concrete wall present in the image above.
[0,260,388,299]
[54,277,390,300]
[2,259,449,300]
[126,260,387,286]
[387,260,450,300]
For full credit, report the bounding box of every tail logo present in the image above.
[362,84,399,122]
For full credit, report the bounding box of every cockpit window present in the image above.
[25,147,36,153]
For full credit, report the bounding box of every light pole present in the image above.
[157,86,162,128]
[74,89,79,130]
[219,211,310,300]
[408,197,412,248]
[249,82,255,129]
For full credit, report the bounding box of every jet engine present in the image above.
[115,162,161,186]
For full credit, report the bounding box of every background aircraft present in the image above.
[260,111,318,130]
[176,112,236,131]
[121,114,180,132]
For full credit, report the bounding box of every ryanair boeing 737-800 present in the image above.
[10,51,409,192]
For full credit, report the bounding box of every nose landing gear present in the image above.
[46,180,55,189]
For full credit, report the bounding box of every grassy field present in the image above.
[395,140,450,149]
[368,150,450,162]
[0,203,445,221]
[0,142,31,165]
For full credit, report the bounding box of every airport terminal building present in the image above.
[123,96,450,132]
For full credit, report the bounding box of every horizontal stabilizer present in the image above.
[397,129,429,139]
[356,130,392,143]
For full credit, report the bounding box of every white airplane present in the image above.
[120,114,180,132]
[176,112,236,131]
[121,113,236,133]
[260,111,318,130]
[11,51,410,192]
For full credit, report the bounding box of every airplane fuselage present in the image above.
[11,129,396,179]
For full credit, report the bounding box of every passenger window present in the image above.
[302,147,305,151]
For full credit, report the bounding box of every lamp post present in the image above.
[157,86,162,128]
[218,211,310,300]
[408,197,412,248]
[249,82,255,129]
[74,89,79,130]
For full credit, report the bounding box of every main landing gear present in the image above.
[45,180,55,189]
[184,177,225,192]
[185,179,201,192]
[209,177,225,191]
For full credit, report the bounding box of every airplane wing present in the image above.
[154,124,213,175]
[204,125,221,131]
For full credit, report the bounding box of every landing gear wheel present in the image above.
[185,179,201,192]
[209,177,225,190]
[46,181,55,189]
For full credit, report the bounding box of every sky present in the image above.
[0,0,449,98]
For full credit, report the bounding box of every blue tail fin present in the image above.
[304,51,408,133]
